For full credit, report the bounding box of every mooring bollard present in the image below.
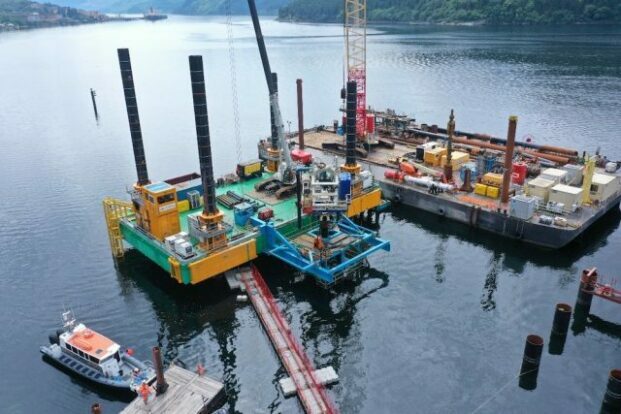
[549,303,572,355]
[91,402,102,414]
[152,346,169,395]
[576,268,597,313]
[519,334,544,390]
[552,303,572,335]
[602,369,621,414]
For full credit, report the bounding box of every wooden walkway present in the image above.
[121,365,224,414]
[240,266,338,414]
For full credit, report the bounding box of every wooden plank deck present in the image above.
[121,365,224,414]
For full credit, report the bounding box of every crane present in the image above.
[247,0,295,192]
[344,0,367,139]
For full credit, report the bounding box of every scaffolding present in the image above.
[102,197,135,258]
[344,0,367,137]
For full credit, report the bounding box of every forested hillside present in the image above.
[53,0,288,14]
[278,0,621,25]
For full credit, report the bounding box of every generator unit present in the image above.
[237,159,264,180]
[187,190,202,210]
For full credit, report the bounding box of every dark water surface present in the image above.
[0,16,620,413]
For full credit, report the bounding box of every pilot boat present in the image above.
[40,311,156,393]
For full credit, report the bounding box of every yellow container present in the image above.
[482,172,503,187]
[486,186,500,199]
[177,199,190,213]
[474,183,488,196]
[424,147,447,167]
[440,151,470,169]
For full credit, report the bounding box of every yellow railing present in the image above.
[102,197,135,258]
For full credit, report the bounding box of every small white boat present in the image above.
[40,311,156,393]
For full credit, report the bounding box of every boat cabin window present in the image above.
[157,193,175,204]
[88,355,99,364]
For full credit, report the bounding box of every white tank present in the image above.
[605,162,618,173]
[404,175,454,191]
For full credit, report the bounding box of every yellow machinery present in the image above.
[581,157,595,205]
[481,172,503,187]
[424,147,447,167]
[474,183,488,196]
[237,159,264,179]
[139,182,181,241]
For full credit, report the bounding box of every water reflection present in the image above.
[481,251,501,312]
[434,235,447,283]
[390,204,621,270]
[255,257,390,412]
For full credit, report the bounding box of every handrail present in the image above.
[250,265,338,413]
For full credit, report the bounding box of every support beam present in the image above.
[117,48,149,186]
[501,116,518,204]
[189,55,218,216]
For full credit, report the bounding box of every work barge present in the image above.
[297,109,621,249]
[101,5,390,411]
[103,28,389,286]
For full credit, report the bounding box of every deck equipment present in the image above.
[103,48,389,285]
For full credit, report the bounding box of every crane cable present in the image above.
[226,0,242,165]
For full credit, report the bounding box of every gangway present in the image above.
[239,265,338,414]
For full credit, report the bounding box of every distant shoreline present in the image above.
[277,16,621,27]
[0,16,143,33]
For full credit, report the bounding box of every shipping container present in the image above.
[440,151,470,169]
[526,177,555,203]
[237,159,264,179]
[424,147,447,167]
[591,173,620,203]
[549,184,583,212]
[474,183,488,196]
[509,195,537,220]
[481,172,503,187]
[486,186,500,199]
[562,164,583,186]
[540,168,568,185]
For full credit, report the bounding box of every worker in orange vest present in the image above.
[139,381,151,405]
[313,236,324,250]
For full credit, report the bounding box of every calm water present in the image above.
[0,16,620,413]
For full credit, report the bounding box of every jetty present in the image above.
[237,266,338,414]
[121,363,224,414]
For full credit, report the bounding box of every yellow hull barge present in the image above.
[104,49,389,286]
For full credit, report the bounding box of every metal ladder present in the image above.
[102,197,135,258]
